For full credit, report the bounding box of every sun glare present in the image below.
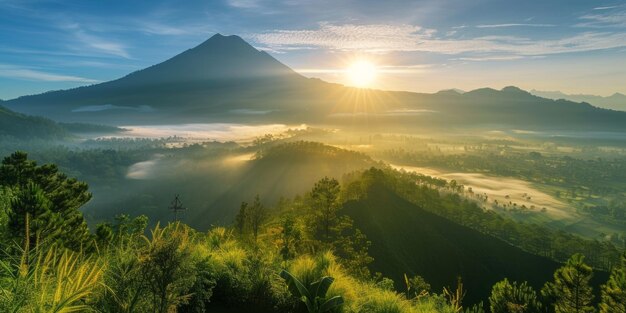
[346,60,378,88]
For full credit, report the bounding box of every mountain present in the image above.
[5,34,626,130]
[0,105,68,139]
[531,89,626,111]
[4,34,324,123]
[0,105,123,140]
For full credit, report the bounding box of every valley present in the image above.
[1,4,626,310]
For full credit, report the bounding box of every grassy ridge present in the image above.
[344,181,559,304]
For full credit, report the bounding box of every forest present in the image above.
[3,3,626,311]
[1,151,625,313]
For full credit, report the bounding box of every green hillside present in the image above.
[83,141,379,227]
[344,181,559,304]
[0,105,67,139]
[0,105,123,140]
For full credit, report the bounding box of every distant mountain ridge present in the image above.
[531,89,626,111]
[0,105,67,139]
[5,33,626,130]
[0,105,123,139]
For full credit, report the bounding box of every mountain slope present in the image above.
[531,89,626,111]
[84,141,378,228]
[4,34,321,123]
[5,34,626,130]
[0,105,67,139]
[0,105,123,140]
[343,181,609,304]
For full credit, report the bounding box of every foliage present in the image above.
[0,247,105,313]
[306,177,373,278]
[488,278,542,313]
[599,253,626,313]
[542,254,595,313]
[280,269,344,313]
[1,152,92,251]
[0,153,623,313]
[248,195,268,241]
[310,177,342,242]
[404,274,431,299]
[344,167,620,270]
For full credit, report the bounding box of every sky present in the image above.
[1,0,625,100]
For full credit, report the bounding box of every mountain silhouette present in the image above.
[531,89,626,112]
[116,34,302,84]
[4,34,320,123]
[5,34,626,130]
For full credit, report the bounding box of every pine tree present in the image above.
[234,201,248,236]
[489,278,542,313]
[1,152,92,250]
[8,182,57,248]
[247,195,267,241]
[599,253,626,313]
[542,254,594,313]
[309,177,341,242]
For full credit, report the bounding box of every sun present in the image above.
[346,60,378,88]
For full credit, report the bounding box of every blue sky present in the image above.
[1,0,625,99]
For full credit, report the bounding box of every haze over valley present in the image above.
[1,1,626,312]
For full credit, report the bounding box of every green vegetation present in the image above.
[342,167,620,271]
[1,152,624,312]
[0,105,122,140]
[599,254,626,313]
[280,270,344,313]
[382,145,626,227]
[542,254,595,313]
[488,279,542,313]
[0,105,67,140]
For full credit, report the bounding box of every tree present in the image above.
[1,152,92,251]
[247,195,267,241]
[280,215,301,262]
[308,177,372,278]
[309,177,341,242]
[542,254,594,313]
[8,182,55,249]
[141,223,197,313]
[234,201,248,236]
[95,222,114,246]
[599,253,626,313]
[489,278,542,313]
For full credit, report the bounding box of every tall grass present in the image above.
[0,246,105,313]
[285,251,455,313]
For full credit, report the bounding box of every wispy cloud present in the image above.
[226,0,261,8]
[594,5,620,10]
[0,64,100,83]
[138,21,213,36]
[60,23,131,58]
[294,64,433,74]
[476,23,555,28]
[577,8,626,28]
[73,31,131,58]
[252,23,626,56]
[454,55,528,62]
[251,23,428,53]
